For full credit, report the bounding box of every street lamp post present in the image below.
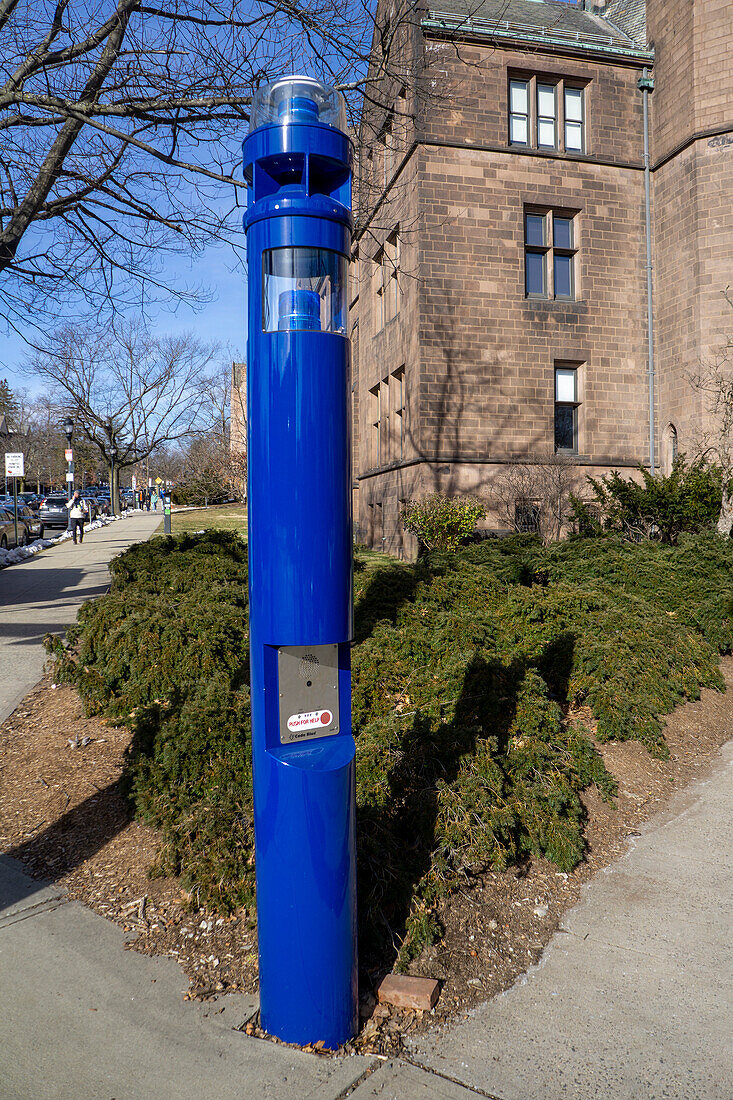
[63,417,74,500]
[109,443,117,516]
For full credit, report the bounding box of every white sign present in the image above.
[5,452,24,477]
[65,448,73,463]
[66,472,74,482]
[131,475,137,490]
[286,709,334,733]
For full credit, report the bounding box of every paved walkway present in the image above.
[0,516,730,1098]
[405,740,733,1100]
[0,512,161,724]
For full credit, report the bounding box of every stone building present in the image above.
[352,0,733,554]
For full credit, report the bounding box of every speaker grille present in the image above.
[299,653,320,680]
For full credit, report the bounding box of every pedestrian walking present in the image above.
[145,489,151,511]
[66,491,88,544]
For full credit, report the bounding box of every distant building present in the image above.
[230,361,247,501]
[230,361,246,454]
[351,0,733,554]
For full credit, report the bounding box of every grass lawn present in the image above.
[154,502,248,536]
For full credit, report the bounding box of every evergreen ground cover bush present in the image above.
[571,459,724,543]
[47,529,733,969]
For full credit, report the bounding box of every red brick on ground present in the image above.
[377,974,440,1011]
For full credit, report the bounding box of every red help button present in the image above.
[320,710,332,725]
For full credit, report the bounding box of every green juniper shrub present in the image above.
[571,458,723,544]
[46,529,733,973]
[401,494,486,553]
[47,530,255,912]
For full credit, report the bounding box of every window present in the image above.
[508,75,586,154]
[553,215,575,299]
[370,377,394,467]
[349,247,359,308]
[262,247,347,333]
[373,251,384,331]
[524,210,577,300]
[515,499,541,535]
[524,212,548,296]
[564,86,584,152]
[384,231,400,324]
[662,423,679,475]
[373,230,400,332]
[509,79,529,145]
[369,384,380,467]
[554,365,580,454]
[391,367,405,460]
[378,117,392,191]
[537,83,556,149]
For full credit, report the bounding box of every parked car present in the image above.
[37,495,71,536]
[40,492,104,532]
[0,506,32,548]
[18,492,41,511]
[14,503,43,539]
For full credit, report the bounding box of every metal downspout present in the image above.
[639,68,655,472]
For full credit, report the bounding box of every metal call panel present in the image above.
[277,643,340,744]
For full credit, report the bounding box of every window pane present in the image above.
[565,87,583,122]
[538,118,556,147]
[555,368,577,402]
[263,247,347,333]
[526,252,545,296]
[565,121,583,151]
[515,500,541,534]
[510,80,528,114]
[554,254,574,298]
[554,217,573,250]
[537,84,556,118]
[555,405,576,451]
[510,114,528,144]
[525,214,545,247]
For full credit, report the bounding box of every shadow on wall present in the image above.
[365,295,569,554]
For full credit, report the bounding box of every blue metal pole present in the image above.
[243,76,357,1049]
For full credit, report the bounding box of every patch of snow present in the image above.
[0,509,137,571]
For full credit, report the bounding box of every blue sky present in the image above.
[1,235,247,395]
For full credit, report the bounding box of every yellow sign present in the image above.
[155,477,163,485]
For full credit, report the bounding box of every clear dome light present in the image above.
[248,76,348,135]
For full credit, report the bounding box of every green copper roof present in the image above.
[423,0,653,58]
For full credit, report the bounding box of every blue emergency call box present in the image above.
[243,76,357,1049]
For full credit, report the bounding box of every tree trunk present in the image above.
[717,481,733,537]
[110,463,120,515]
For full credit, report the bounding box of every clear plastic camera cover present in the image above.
[248,76,347,134]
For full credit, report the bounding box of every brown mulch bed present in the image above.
[1,662,731,1055]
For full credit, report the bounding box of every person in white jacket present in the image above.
[65,491,88,544]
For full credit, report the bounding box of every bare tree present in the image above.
[688,289,733,537]
[492,459,581,544]
[0,0,428,336]
[24,320,220,509]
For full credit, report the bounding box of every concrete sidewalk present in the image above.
[405,739,733,1100]
[0,856,374,1100]
[1,743,730,1099]
[0,512,161,724]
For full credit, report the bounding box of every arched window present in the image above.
[662,424,678,476]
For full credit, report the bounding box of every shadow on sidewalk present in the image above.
[0,781,130,911]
